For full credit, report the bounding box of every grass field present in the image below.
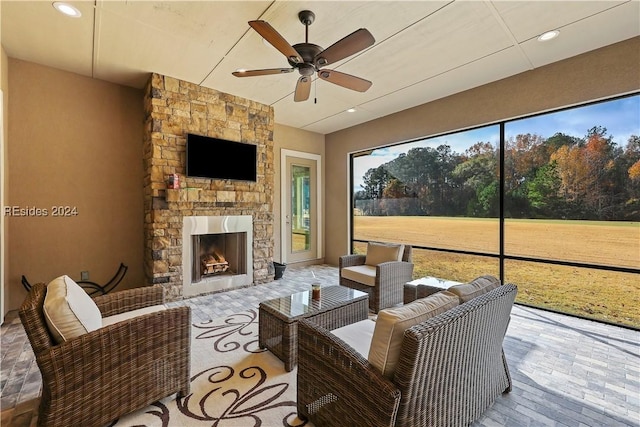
[353,216,640,328]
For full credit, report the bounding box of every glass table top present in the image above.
[260,285,368,318]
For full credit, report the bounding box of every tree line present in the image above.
[354,126,640,221]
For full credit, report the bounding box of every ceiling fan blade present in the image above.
[249,20,302,64]
[317,69,372,92]
[232,68,293,77]
[314,28,375,67]
[294,76,312,102]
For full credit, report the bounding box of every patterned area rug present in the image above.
[111,309,311,427]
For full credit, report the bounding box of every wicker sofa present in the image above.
[339,242,414,312]
[19,280,191,427]
[297,280,518,427]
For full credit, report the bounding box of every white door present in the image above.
[281,150,321,263]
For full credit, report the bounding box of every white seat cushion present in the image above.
[341,265,377,287]
[331,319,376,358]
[43,275,102,344]
[102,305,167,327]
[368,291,459,378]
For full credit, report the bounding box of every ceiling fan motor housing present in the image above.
[289,43,323,69]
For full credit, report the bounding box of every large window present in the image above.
[351,94,640,328]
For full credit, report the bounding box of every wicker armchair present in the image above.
[19,282,191,427]
[297,284,518,427]
[339,244,413,312]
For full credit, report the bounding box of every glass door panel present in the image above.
[291,164,311,252]
[283,153,318,263]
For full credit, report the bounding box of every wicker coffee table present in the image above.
[259,285,368,371]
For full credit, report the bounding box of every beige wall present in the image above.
[324,36,640,265]
[5,59,144,311]
[273,123,325,264]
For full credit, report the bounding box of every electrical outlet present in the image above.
[81,271,89,281]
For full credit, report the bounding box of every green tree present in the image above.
[360,165,392,215]
[385,145,459,216]
[527,162,563,217]
[452,142,498,217]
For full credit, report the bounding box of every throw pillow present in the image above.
[448,275,501,303]
[368,291,459,378]
[365,242,404,266]
[43,275,102,344]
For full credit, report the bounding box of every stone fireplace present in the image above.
[143,73,274,300]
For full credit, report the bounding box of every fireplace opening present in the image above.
[192,232,247,283]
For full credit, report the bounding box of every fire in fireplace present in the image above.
[192,233,247,282]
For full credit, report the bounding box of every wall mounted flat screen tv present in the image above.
[186,133,257,182]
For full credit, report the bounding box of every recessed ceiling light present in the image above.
[537,30,559,42]
[346,108,356,113]
[53,2,82,18]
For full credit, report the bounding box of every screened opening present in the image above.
[350,93,640,329]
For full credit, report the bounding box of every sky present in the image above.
[353,94,640,191]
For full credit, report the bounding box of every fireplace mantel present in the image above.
[165,188,242,204]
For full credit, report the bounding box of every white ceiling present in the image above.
[2,1,639,134]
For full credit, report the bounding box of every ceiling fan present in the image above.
[232,10,375,102]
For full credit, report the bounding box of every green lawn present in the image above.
[353,216,640,328]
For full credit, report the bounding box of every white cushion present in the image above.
[368,291,459,379]
[102,305,167,327]
[341,265,377,287]
[331,319,376,358]
[365,242,404,266]
[43,275,102,344]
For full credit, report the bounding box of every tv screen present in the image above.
[186,134,257,181]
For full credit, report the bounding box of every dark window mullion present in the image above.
[500,123,505,285]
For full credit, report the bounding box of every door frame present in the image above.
[280,149,322,263]
[0,90,4,321]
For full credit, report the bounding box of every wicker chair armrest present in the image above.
[339,254,366,268]
[36,306,191,409]
[297,319,400,427]
[94,284,164,317]
[376,261,414,286]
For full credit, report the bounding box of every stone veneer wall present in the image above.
[143,73,274,300]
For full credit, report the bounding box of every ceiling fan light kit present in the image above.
[233,10,375,102]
